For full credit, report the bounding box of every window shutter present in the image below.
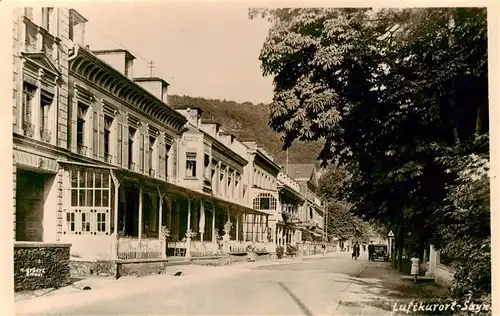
[139,132,144,172]
[92,107,98,158]
[158,136,165,179]
[99,110,105,159]
[122,121,129,168]
[117,122,122,165]
[144,135,149,173]
[172,141,177,180]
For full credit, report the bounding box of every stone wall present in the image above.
[69,260,117,278]
[14,242,71,292]
[117,260,168,277]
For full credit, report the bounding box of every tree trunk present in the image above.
[397,225,404,272]
[475,105,483,136]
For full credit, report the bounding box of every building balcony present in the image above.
[104,153,113,164]
[203,178,212,193]
[128,162,136,171]
[77,145,87,156]
[23,17,59,61]
[23,122,35,137]
[40,128,51,143]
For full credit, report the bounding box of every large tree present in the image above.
[251,7,489,298]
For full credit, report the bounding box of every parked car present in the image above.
[372,244,389,261]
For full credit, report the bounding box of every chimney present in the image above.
[92,49,136,79]
[133,77,170,103]
[200,118,221,138]
[69,9,88,46]
[176,106,203,128]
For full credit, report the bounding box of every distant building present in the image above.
[276,171,305,248]
[242,142,281,249]
[286,164,326,242]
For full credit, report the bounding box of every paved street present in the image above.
[16,251,448,315]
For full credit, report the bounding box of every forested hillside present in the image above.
[168,94,323,164]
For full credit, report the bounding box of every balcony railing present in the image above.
[41,29,55,59]
[23,122,35,137]
[149,169,156,177]
[104,153,113,164]
[77,145,87,156]
[23,17,58,61]
[24,19,38,53]
[128,162,136,171]
[40,128,51,143]
[117,237,164,260]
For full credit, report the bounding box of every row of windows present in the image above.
[75,101,171,179]
[22,82,54,142]
[252,193,277,211]
[64,210,109,234]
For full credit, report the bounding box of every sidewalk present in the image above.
[15,251,344,314]
[334,261,451,315]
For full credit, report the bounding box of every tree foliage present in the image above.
[252,7,489,299]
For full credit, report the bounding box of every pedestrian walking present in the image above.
[321,242,326,256]
[368,241,374,261]
[354,241,360,259]
[410,254,420,283]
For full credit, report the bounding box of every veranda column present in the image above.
[187,197,192,232]
[252,214,256,243]
[110,171,120,260]
[260,215,265,242]
[236,211,239,241]
[112,179,120,236]
[157,191,165,259]
[138,186,143,240]
[166,197,172,232]
[157,190,164,238]
[199,200,205,243]
[186,197,192,258]
[211,203,216,242]
[242,214,247,242]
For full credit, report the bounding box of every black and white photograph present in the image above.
[4,2,494,315]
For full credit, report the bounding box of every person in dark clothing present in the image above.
[353,241,360,259]
[368,241,375,261]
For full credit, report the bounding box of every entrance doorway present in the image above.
[16,169,50,241]
[124,185,139,237]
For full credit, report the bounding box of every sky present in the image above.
[72,3,274,104]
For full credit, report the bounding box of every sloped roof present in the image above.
[286,164,316,180]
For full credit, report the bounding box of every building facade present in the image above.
[13,7,330,276]
[276,171,305,249]
[286,164,326,242]
[13,7,72,243]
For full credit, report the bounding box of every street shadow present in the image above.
[277,281,314,316]
[336,262,452,315]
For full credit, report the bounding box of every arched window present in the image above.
[252,193,277,210]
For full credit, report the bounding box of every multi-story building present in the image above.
[12,7,287,280]
[276,171,305,248]
[241,142,281,250]
[13,7,72,243]
[286,164,326,242]
[169,106,272,255]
